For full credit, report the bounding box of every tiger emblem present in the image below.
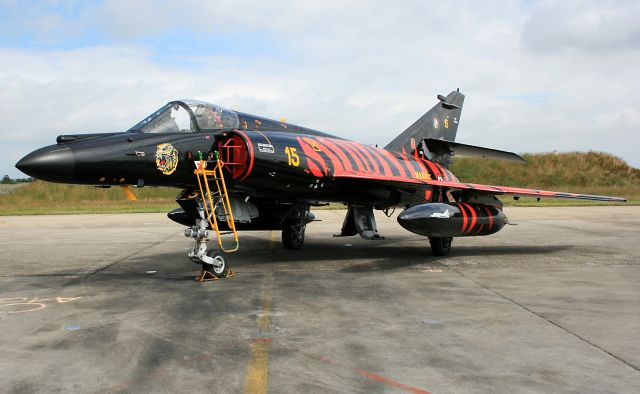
[155,143,179,175]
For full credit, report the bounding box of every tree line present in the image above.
[2,175,33,184]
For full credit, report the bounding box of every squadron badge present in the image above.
[155,143,179,175]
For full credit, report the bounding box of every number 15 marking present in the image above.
[285,147,300,167]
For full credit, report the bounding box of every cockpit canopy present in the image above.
[128,100,240,133]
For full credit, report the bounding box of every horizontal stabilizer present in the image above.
[424,138,526,163]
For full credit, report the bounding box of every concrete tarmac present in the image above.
[0,206,639,393]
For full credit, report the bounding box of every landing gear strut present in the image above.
[429,237,453,256]
[185,196,235,282]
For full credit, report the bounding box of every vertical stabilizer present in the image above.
[384,90,465,154]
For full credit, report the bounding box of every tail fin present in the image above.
[384,90,465,154]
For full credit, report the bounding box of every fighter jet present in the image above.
[16,90,626,279]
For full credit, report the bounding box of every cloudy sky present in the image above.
[1,0,639,178]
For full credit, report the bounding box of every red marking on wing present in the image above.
[312,138,344,175]
[330,171,625,202]
[306,157,324,177]
[351,142,380,175]
[366,146,393,177]
[381,150,409,178]
[345,141,373,173]
[397,152,417,178]
[422,180,626,201]
[298,136,327,176]
[334,139,366,172]
[319,137,353,173]
[401,152,423,177]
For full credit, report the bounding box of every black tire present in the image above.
[202,250,229,278]
[430,237,453,256]
[282,224,305,250]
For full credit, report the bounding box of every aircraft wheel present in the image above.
[202,250,229,278]
[430,237,453,256]
[282,224,305,250]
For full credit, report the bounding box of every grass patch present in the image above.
[0,182,180,215]
[451,151,640,203]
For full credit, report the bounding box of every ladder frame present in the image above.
[194,158,240,253]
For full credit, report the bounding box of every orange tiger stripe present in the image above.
[311,138,345,176]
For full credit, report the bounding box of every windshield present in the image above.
[129,102,196,133]
[129,100,239,133]
[184,100,240,131]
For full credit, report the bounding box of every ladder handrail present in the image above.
[194,159,240,253]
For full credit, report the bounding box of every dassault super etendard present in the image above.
[16,90,627,279]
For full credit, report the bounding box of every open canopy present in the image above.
[128,100,240,133]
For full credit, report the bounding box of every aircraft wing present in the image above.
[332,174,627,202]
[422,179,627,202]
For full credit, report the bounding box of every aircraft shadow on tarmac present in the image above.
[89,235,575,279]
[29,236,575,280]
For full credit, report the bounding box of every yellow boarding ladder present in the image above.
[193,157,239,253]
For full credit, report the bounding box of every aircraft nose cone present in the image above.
[16,146,75,181]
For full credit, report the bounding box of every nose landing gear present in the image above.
[186,217,235,282]
[194,250,234,282]
[185,158,239,282]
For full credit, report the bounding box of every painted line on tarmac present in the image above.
[316,355,431,394]
[244,272,273,394]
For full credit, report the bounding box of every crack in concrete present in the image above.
[450,267,640,374]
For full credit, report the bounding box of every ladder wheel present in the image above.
[282,224,305,250]
[203,250,229,278]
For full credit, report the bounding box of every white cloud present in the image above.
[522,0,640,53]
[1,0,639,179]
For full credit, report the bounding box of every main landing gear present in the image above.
[186,216,235,282]
[282,223,305,250]
[280,204,314,250]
